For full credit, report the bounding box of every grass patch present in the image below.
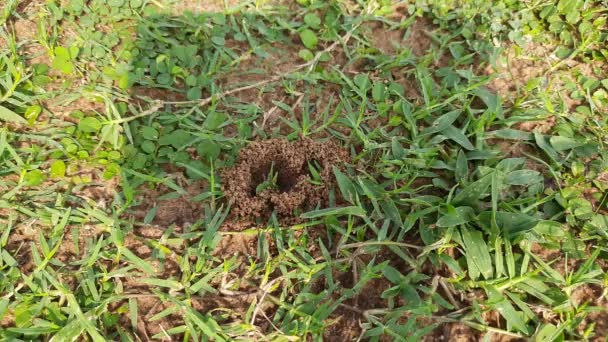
[1,0,607,341]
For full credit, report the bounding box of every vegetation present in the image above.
[1,0,607,340]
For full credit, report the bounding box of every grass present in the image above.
[1,0,608,341]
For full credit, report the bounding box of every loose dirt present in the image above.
[222,138,349,219]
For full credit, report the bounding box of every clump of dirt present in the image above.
[222,138,349,219]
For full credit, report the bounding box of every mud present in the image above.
[222,138,349,219]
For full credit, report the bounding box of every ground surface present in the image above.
[1,0,608,341]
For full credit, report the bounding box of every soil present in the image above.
[320,274,396,341]
[319,244,427,341]
[217,39,306,134]
[169,0,243,14]
[130,180,206,228]
[222,138,349,219]
[131,87,186,103]
[111,291,257,340]
[367,17,435,57]
[423,323,477,342]
[485,41,607,123]
[571,284,608,341]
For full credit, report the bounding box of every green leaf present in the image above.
[354,74,371,92]
[129,299,138,329]
[204,112,228,130]
[299,29,318,49]
[211,35,225,46]
[535,133,559,161]
[52,46,76,74]
[333,167,357,203]
[555,46,571,59]
[372,82,386,102]
[103,163,120,180]
[141,140,156,154]
[187,87,202,100]
[533,220,565,237]
[24,169,45,186]
[460,228,493,280]
[301,206,366,219]
[381,265,402,284]
[108,0,125,7]
[455,149,468,183]
[504,170,543,186]
[535,323,564,342]
[474,87,503,118]
[437,206,474,227]
[50,160,66,178]
[565,7,580,23]
[67,0,85,13]
[78,117,102,133]
[0,105,27,124]
[121,248,155,274]
[0,298,8,321]
[588,215,608,237]
[298,49,314,61]
[423,110,460,134]
[196,140,220,159]
[140,126,159,140]
[549,136,584,151]
[24,105,42,124]
[453,173,493,205]
[486,286,529,334]
[304,13,321,29]
[443,125,475,150]
[158,129,191,148]
[489,128,534,141]
[156,73,172,85]
[479,211,539,238]
[184,160,208,180]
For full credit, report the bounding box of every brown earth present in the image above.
[130,180,206,229]
[168,0,244,14]
[571,284,608,341]
[485,41,607,135]
[367,16,435,57]
[222,138,349,219]
[320,273,396,341]
[421,323,477,342]
[111,292,257,341]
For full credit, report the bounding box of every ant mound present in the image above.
[222,138,349,219]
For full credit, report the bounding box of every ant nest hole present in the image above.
[222,138,349,219]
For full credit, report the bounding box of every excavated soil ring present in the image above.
[222,138,349,218]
